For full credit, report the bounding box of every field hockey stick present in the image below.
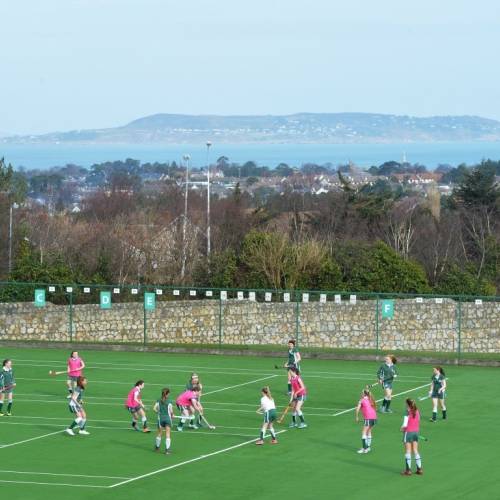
[420,435,429,442]
[277,404,292,424]
[418,395,431,401]
[49,370,66,376]
[200,414,216,430]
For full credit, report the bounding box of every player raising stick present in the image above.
[125,380,151,433]
[67,351,85,398]
[0,359,16,416]
[65,376,90,435]
[355,388,377,453]
[377,354,397,413]
[401,398,423,476]
[153,387,175,454]
[288,367,307,428]
[255,386,278,445]
[176,386,203,431]
[284,339,301,395]
[429,366,447,422]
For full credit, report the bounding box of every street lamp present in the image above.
[8,202,19,274]
[206,141,212,257]
[181,154,190,280]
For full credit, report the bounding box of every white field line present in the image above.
[0,429,65,449]
[16,377,204,388]
[109,430,287,489]
[202,375,279,396]
[0,469,130,479]
[13,360,430,381]
[0,479,108,488]
[332,383,430,416]
[11,359,432,380]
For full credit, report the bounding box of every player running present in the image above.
[429,366,447,422]
[288,367,307,428]
[284,339,301,395]
[255,386,278,445]
[153,388,175,454]
[0,359,16,416]
[401,398,423,476]
[377,354,397,413]
[186,373,203,426]
[125,380,151,433]
[65,376,90,435]
[176,386,203,431]
[355,389,377,453]
[67,351,85,398]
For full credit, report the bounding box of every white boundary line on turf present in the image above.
[0,469,130,479]
[0,430,63,449]
[0,479,108,488]
[331,383,430,416]
[108,430,287,489]
[202,375,279,396]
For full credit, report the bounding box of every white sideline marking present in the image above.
[0,430,63,449]
[0,479,108,488]
[109,430,287,489]
[332,383,430,416]
[203,375,279,396]
[16,377,205,388]
[0,469,130,479]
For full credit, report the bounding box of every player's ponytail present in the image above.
[406,398,417,417]
[77,376,86,389]
[436,366,445,377]
[262,386,273,400]
[161,388,170,401]
[363,389,376,410]
[389,355,397,364]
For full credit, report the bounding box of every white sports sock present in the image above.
[156,436,161,447]
[166,438,171,450]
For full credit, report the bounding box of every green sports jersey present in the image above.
[74,386,84,403]
[157,398,173,418]
[0,369,14,389]
[377,363,397,383]
[186,381,195,390]
[288,347,300,366]
[431,374,445,392]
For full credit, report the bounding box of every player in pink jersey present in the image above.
[175,386,203,431]
[355,389,377,453]
[288,367,307,429]
[66,351,85,398]
[401,398,423,476]
[125,380,150,433]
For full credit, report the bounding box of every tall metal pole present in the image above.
[206,141,212,257]
[8,204,13,274]
[181,154,190,281]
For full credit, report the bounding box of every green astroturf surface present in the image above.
[0,347,498,500]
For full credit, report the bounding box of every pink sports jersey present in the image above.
[360,396,377,420]
[291,376,307,396]
[405,410,420,432]
[176,390,197,407]
[68,357,83,377]
[126,387,141,408]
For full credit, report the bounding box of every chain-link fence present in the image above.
[0,282,498,355]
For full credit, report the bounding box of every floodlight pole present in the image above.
[206,141,212,257]
[181,154,190,280]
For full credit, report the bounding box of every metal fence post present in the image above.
[143,301,147,346]
[456,298,462,359]
[69,291,73,343]
[218,295,223,346]
[375,295,380,351]
[295,292,300,347]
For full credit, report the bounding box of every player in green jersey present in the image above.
[377,355,397,413]
[284,340,301,395]
[0,359,16,416]
[428,366,447,422]
[153,388,175,454]
[65,376,90,435]
[186,373,203,427]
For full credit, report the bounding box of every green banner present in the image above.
[34,289,46,307]
[381,299,394,319]
[144,292,156,311]
[100,291,112,309]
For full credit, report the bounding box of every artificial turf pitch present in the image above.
[0,347,498,500]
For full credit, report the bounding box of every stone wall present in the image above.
[0,298,498,353]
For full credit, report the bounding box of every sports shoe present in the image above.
[255,440,264,445]
[142,427,151,433]
[298,423,308,429]
[357,448,366,454]
[177,426,183,432]
[416,468,423,475]
[401,470,412,476]
[188,424,199,430]
[5,412,11,416]
[271,439,278,444]
[289,422,297,428]
[0,413,4,417]
[154,446,160,452]
[365,447,371,453]
[65,428,75,436]
[385,409,393,413]
[429,418,436,423]
[79,429,90,435]
[165,450,171,455]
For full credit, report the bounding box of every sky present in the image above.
[1,0,500,135]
